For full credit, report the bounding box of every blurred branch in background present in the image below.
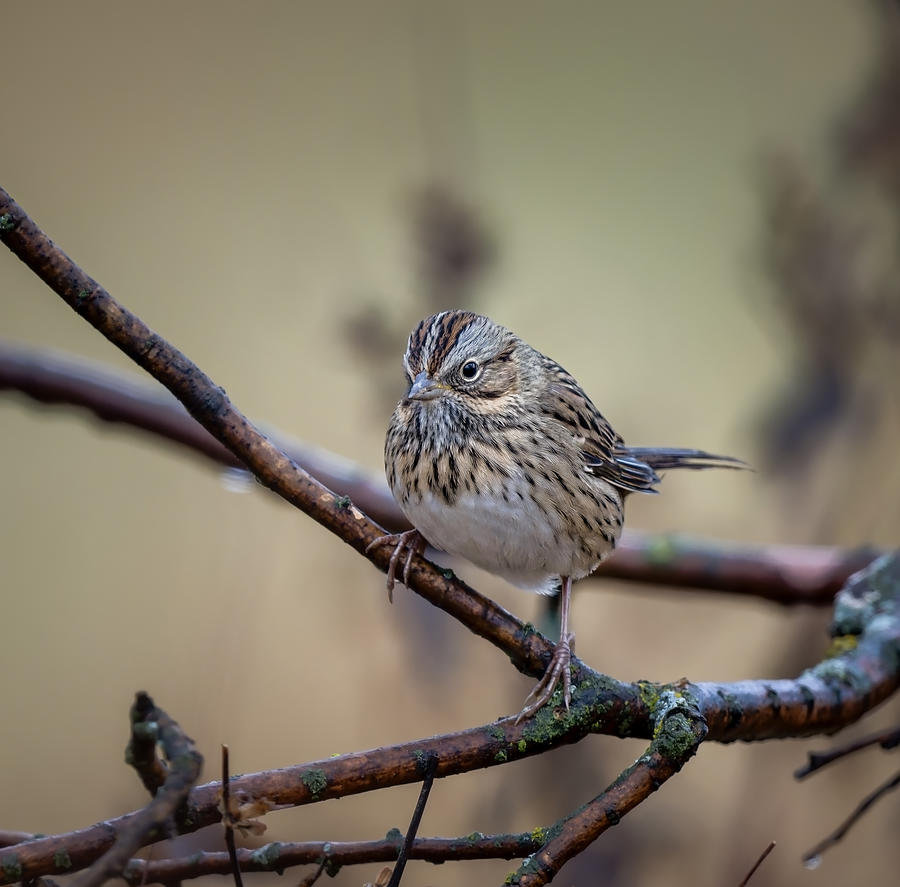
[0,340,879,605]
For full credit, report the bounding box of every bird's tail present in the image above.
[625,447,747,472]
[614,447,748,494]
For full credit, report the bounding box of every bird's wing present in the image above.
[538,356,659,493]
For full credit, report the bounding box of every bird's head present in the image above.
[400,311,533,417]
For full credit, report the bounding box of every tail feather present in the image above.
[612,447,748,495]
[624,447,748,472]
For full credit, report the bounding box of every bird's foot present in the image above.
[516,632,574,723]
[365,529,426,603]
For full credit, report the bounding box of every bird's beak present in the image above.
[406,371,445,402]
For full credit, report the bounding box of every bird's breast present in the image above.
[394,463,622,593]
[385,401,624,589]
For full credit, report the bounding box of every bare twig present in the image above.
[0,341,879,605]
[795,725,900,779]
[221,746,243,887]
[737,840,776,887]
[68,693,202,887]
[297,858,327,887]
[387,753,438,887]
[115,832,546,884]
[802,770,900,865]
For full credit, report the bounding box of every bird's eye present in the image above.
[461,360,480,381]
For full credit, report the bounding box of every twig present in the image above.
[802,770,900,865]
[795,725,900,778]
[297,859,327,887]
[387,753,438,887]
[0,341,879,605]
[737,840,776,887]
[68,693,202,887]
[221,746,243,887]
[114,832,545,884]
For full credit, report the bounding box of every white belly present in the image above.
[402,489,609,594]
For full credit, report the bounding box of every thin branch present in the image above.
[297,859,328,887]
[802,770,900,865]
[794,725,900,778]
[221,746,243,887]
[0,340,879,605]
[738,841,776,887]
[387,753,438,887]
[116,833,546,884]
[68,693,202,887]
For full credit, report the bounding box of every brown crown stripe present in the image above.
[407,310,479,376]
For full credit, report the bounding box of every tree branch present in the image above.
[795,725,900,778]
[117,832,545,884]
[802,770,900,866]
[386,752,438,887]
[68,693,202,887]
[511,692,707,886]
[0,340,879,605]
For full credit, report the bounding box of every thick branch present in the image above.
[0,341,878,605]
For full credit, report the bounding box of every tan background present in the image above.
[2,2,898,885]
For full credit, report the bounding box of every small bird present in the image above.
[369,310,744,720]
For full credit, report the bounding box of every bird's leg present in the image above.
[517,575,574,722]
[365,529,426,603]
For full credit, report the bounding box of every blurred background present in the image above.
[2,1,899,885]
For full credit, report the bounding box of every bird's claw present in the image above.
[516,633,575,723]
[365,529,425,603]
